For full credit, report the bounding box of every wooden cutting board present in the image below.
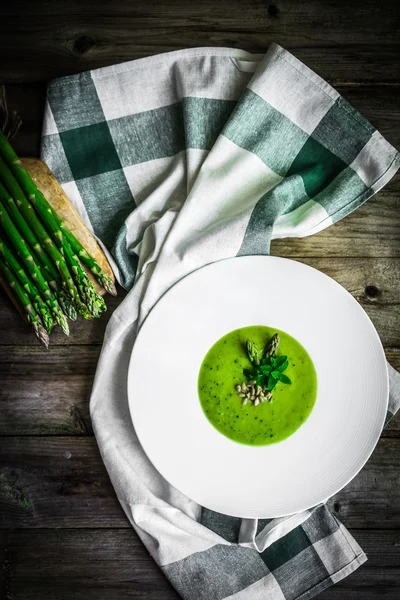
[0,158,115,322]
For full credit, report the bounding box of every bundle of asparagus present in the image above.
[0,130,117,348]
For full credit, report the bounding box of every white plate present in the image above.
[127,257,388,518]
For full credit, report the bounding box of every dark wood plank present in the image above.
[0,289,125,346]
[321,530,400,599]
[273,184,400,260]
[0,436,399,529]
[1,0,399,83]
[0,436,128,528]
[0,528,398,600]
[0,529,179,600]
[1,85,46,157]
[326,437,400,528]
[0,346,99,435]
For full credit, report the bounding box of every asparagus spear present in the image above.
[0,237,54,333]
[0,256,49,348]
[0,163,84,310]
[0,134,116,297]
[0,157,104,317]
[0,157,59,289]
[30,252,77,320]
[0,130,64,248]
[0,191,69,335]
[264,333,280,359]
[52,222,117,296]
[246,340,260,366]
[63,240,106,317]
[57,289,78,321]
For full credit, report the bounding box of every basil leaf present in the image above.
[274,355,287,368]
[261,358,269,366]
[256,374,266,386]
[260,365,272,375]
[271,370,280,379]
[243,368,256,380]
[278,373,291,385]
[278,360,289,373]
[270,356,277,367]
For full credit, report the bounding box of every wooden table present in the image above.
[0,1,399,598]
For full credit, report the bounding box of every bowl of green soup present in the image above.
[128,256,388,518]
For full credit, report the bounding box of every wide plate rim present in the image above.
[127,256,389,518]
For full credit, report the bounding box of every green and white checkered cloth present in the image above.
[42,44,400,600]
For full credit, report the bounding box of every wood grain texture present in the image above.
[0,289,124,346]
[0,528,398,600]
[0,528,180,600]
[0,436,399,529]
[1,0,399,83]
[272,186,400,259]
[0,436,128,528]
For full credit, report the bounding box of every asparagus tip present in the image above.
[56,313,70,336]
[100,275,117,297]
[32,322,50,349]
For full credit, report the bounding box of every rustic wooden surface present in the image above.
[1,0,399,598]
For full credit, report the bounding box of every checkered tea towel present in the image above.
[42,44,400,600]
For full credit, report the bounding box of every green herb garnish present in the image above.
[235,334,292,406]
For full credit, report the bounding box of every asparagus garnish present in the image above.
[0,238,54,333]
[264,333,280,359]
[0,193,69,335]
[0,256,49,348]
[246,340,260,366]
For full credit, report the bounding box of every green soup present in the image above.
[198,326,317,445]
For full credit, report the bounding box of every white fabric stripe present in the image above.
[272,199,333,240]
[137,137,282,325]
[328,525,367,583]
[248,43,337,136]
[238,511,312,552]
[133,209,178,281]
[350,130,400,190]
[186,148,210,193]
[313,527,364,578]
[41,100,58,136]
[256,511,311,552]
[223,573,286,600]
[92,51,258,120]
[123,150,209,276]
[123,152,187,206]
[121,501,227,566]
[89,46,261,80]
[230,58,260,73]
